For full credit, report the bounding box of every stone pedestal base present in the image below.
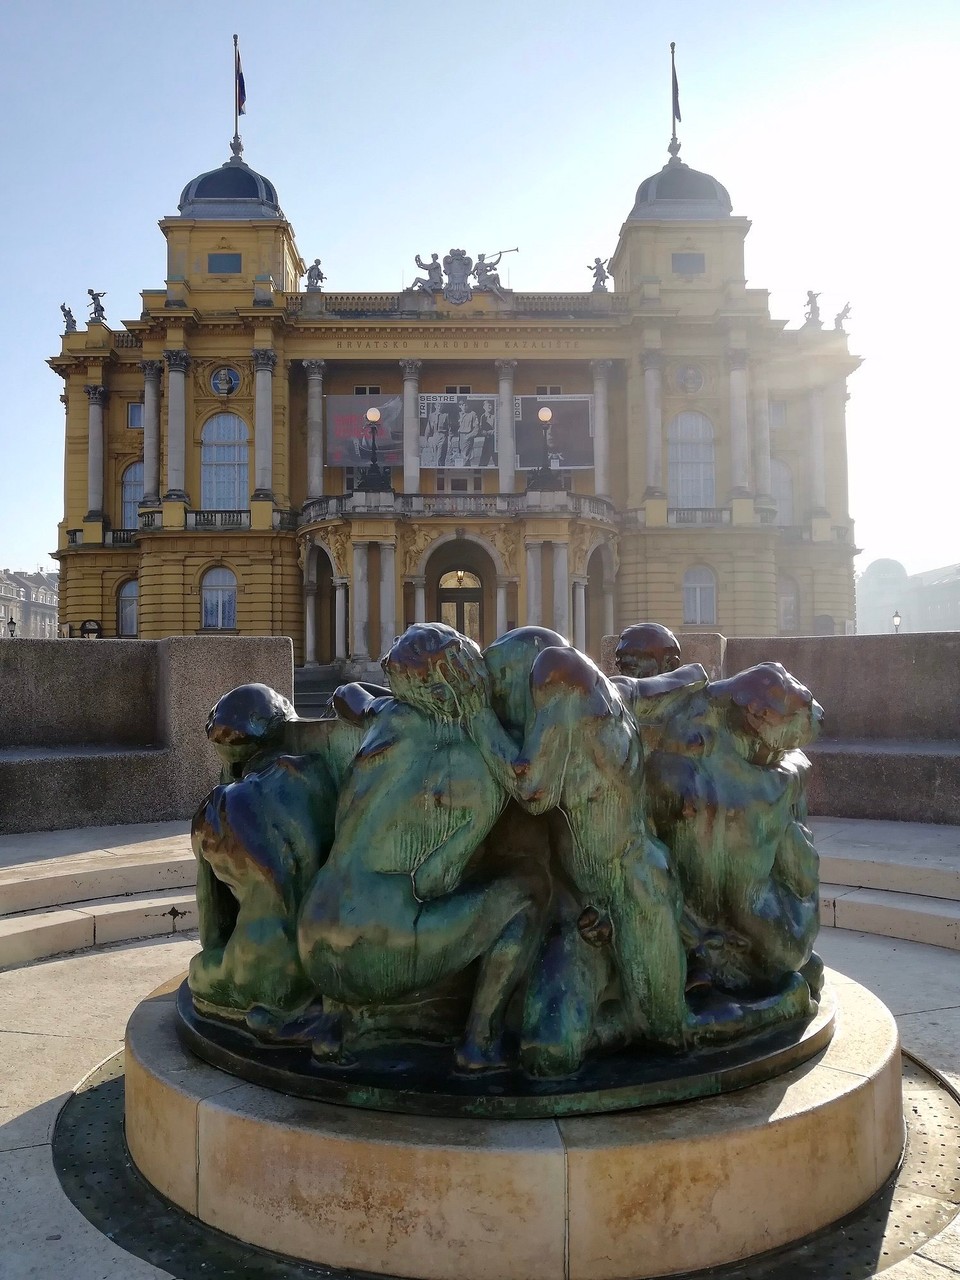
[125,976,903,1280]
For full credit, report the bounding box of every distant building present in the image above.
[0,569,59,638]
[857,559,960,634]
[50,124,859,665]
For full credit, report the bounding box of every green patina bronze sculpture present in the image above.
[181,622,827,1114]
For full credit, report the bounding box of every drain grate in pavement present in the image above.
[52,1051,960,1280]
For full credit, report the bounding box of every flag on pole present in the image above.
[235,37,246,116]
[671,42,681,124]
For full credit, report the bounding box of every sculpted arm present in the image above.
[412,816,490,901]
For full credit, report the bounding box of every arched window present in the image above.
[771,458,794,526]
[201,413,249,510]
[117,579,138,637]
[201,567,238,630]
[668,412,715,508]
[121,461,144,529]
[683,565,717,625]
[778,575,799,634]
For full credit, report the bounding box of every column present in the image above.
[302,359,326,502]
[412,576,426,624]
[83,385,107,519]
[809,387,828,512]
[727,348,752,495]
[642,351,664,495]
[496,577,509,638]
[139,360,162,504]
[496,359,517,494]
[603,579,615,639]
[752,365,773,505]
[400,359,422,493]
[379,541,397,657]
[334,579,348,660]
[252,347,277,500]
[572,578,587,651]
[303,583,318,665]
[553,542,570,638]
[162,348,190,501]
[591,359,613,498]
[525,540,542,625]
[351,542,370,659]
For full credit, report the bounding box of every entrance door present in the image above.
[438,570,482,643]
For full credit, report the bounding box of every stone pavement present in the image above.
[0,818,959,1278]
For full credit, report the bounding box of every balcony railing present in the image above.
[114,332,142,349]
[300,492,617,524]
[104,529,137,546]
[66,529,83,546]
[667,507,732,525]
[186,510,251,530]
[139,511,162,530]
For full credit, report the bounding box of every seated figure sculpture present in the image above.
[645,662,823,997]
[297,623,549,1070]
[184,624,826,1096]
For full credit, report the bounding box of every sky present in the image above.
[1,0,958,578]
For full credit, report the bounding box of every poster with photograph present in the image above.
[325,394,403,466]
[418,394,498,469]
[514,395,594,470]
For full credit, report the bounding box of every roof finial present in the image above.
[668,41,682,162]
[231,34,246,161]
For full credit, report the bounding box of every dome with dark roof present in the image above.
[178,153,282,220]
[628,155,732,222]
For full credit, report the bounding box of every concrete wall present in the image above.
[0,637,293,833]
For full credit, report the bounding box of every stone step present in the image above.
[808,739,960,825]
[820,882,960,951]
[0,888,198,971]
[813,817,960,903]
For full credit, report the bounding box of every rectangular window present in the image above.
[535,385,562,396]
[769,400,787,429]
[672,252,705,275]
[444,385,471,394]
[207,253,242,274]
[354,385,381,395]
[127,403,143,429]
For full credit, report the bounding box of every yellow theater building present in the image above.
[50,129,859,673]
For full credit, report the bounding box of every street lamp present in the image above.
[526,405,564,492]
[6,615,16,638]
[354,406,393,493]
[892,609,901,634]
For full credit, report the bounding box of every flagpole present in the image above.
[669,41,681,159]
[233,34,240,152]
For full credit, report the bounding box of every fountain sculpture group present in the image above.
[178,621,827,1111]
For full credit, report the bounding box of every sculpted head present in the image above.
[382,623,488,722]
[711,662,823,757]
[483,626,571,738]
[205,683,297,774]
[615,623,682,677]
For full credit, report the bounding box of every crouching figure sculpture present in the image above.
[182,623,828,1112]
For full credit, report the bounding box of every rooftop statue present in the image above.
[804,290,821,326]
[305,259,326,290]
[410,252,443,293]
[589,257,610,291]
[87,289,107,323]
[835,301,851,331]
[182,624,826,1113]
[472,252,507,301]
[60,303,77,333]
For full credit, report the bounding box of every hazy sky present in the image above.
[2,0,957,577]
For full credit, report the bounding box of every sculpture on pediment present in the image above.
[834,302,851,332]
[442,248,474,304]
[410,253,443,293]
[804,290,821,326]
[87,289,107,323]
[60,303,77,333]
[473,252,507,301]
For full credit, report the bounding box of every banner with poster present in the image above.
[514,395,594,470]
[418,394,498,469]
[325,394,404,467]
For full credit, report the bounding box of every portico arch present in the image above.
[302,538,338,665]
[417,534,504,647]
